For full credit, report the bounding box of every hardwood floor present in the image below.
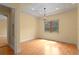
[0,45,14,55]
[0,38,77,55]
[20,39,77,55]
[0,37,14,55]
[0,37,8,47]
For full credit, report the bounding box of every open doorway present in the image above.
[0,14,8,47]
[0,4,15,55]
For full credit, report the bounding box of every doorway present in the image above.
[0,14,8,47]
[0,4,15,55]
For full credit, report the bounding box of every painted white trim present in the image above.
[20,37,36,43]
[41,37,76,44]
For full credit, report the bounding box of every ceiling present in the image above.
[20,3,77,17]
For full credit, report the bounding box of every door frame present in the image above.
[0,4,16,54]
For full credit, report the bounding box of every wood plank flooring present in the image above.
[0,38,77,55]
[20,39,77,55]
[0,45,14,55]
[0,37,14,55]
[0,37,8,47]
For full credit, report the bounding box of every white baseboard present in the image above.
[39,37,76,45]
[20,37,36,43]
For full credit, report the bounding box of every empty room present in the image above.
[0,3,78,55]
[19,3,77,55]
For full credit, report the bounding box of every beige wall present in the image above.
[20,13,37,42]
[77,4,79,49]
[37,9,77,44]
[0,19,7,38]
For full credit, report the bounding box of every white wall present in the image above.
[37,9,77,44]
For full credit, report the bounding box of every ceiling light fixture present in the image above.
[56,8,59,10]
[43,8,47,21]
[43,8,47,22]
[32,8,35,10]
